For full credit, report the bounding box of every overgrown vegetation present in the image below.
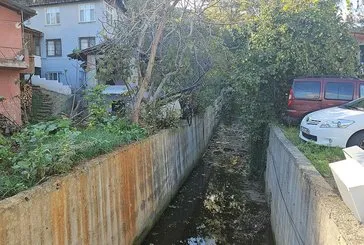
[141,102,181,132]
[83,84,109,126]
[0,1,229,199]
[0,117,146,199]
[0,0,361,198]
[96,0,228,123]
[282,126,344,177]
[0,86,146,200]
[220,0,360,177]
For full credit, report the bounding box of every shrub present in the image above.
[0,134,13,171]
[2,119,80,188]
[0,117,146,200]
[141,103,181,132]
[84,84,109,126]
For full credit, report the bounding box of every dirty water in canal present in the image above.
[143,122,274,245]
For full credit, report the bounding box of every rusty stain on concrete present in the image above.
[79,174,90,244]
[0,212,6,244]
[51,184,66,245]
[0,97,223,245]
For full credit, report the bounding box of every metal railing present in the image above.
[0,46,25,61]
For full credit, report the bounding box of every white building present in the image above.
[340,0,364,24]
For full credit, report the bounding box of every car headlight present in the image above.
[320,119,355,128]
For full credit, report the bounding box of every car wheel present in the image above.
[347,131,364,149]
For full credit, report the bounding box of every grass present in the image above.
[74,127,146,160]
[282,126,344,178]
[0,119,147,200]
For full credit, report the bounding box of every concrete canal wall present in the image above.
[0,96,223,245]
[266,126,364,245]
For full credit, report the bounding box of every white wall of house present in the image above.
[25,74,72,95]
[340,0,364,23]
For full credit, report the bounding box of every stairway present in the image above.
[31,86,53,122]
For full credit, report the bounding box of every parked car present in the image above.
[300,97,364,148]
[286,76,364,123]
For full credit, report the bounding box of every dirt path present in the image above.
[143,122,273,245]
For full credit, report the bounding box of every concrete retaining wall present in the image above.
[266,126,364,245]
[0,96,223,245]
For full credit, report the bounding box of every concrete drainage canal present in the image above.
[142,122,274,245]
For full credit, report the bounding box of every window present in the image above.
[46,7,60,25]
[35,67,41,76]
[360,84,364,98]
[105,2,116,25]
[293,81,321,100]
[325,82,354,100]
[34,37,41,56]
[79,37,96,50]
[45,72,62,82]
[79,4,95,22]
[46,39,62,57]
[360,45,364,64]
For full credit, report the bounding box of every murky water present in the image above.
[143,123,274,245]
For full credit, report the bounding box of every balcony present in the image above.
[0,47,28,69]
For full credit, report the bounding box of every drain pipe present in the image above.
[21,10,25,49]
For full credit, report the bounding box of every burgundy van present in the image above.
[286,77,364,123]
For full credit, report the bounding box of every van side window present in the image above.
[293,81,321,100]
[325,82,353,100]
[360,84,364,98]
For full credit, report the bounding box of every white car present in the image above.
[300,98,364,148]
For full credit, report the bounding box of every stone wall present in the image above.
[0,95,223,245]
[31,86,73,121]
[266,126,364,245]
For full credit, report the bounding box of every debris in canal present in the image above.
[143,123,273,245]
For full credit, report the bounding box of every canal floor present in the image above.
[143,123,273,245]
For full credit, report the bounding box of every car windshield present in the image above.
[341,98,364,111]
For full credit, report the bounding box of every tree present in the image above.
[97,0,227,123]
[234,0,358,116]
[223,0,360,174]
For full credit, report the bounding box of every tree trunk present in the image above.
[131,0,180,123]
